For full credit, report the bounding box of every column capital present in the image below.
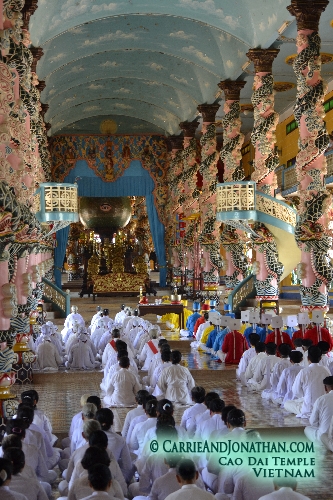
[169,134,184,150]
[30,47,44,73]
[218,80,246,101]
[40,103,49,118]
[179,119,199,138]
[22,0,38,30]
[287,0,329,31]
[246,48,280,73]
[36,80,46,93]
[197,103,220,123]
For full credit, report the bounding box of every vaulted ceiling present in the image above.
[29,0,333,137]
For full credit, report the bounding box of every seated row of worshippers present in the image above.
[0,388,314,500]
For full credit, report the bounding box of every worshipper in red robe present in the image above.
[304,323,333,350]
[221,329,248,365]
[265,329,293,351]
[193,305,210,337]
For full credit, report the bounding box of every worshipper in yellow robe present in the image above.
[161,301,192,330]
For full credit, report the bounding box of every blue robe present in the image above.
[206,327,218,349]
[186,312,201,335]
[213,327,229,351]
[244,325,267,347]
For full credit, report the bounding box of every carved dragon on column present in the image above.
[287,0,333,310]
[246,50,283,299]
[218,81,248,290]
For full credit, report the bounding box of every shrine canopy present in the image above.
[54,160,167,287]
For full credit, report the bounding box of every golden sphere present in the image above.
[100,119,118,135]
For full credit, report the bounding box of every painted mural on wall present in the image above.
[49,135,169,222]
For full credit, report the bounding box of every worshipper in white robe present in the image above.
[137,325,161,357]
[125,310,142,336]
[101,329,121,368]
[62,306,85,340]
[5,420,57,486]
[3,448,48,500]
[317,340,332,369]
[236,333,260,383]
[121,390,149,439]
[77,463,117,500]
[101,350,139,394]
[129,399,157,455]
[284,345,330,418]
[103,356,141,407]
[126,396,152,447]
[94,408,133,483]
[114,304,127,324]
[90,317,106,350]
[243,342,267,386]
[262,343,291,400]
[247,342,279,392]
[148,452,206,500]
[138,328,161,371]
[34,324,52,350]
[36,336,62,371]
[145,339,169,385]
[271,350,303,406]
[257,478,311,499]
[66,448,123,500]
[90,306,102,328]
[151,350,172,396]
[122,309,133,332]
[98,321,114,354]
[304,375,333,443]
[46,322,63,356]
[192,392,220,439]
[164,459,215,500]
[157,350,195,405]
[69,403,99,456]
[0,457,29,500]
[66,333,100,370]
[20,390,57,448]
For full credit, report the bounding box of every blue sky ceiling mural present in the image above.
[30,0,333,136]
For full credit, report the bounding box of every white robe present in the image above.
[274,364,303,405]
[256,486,311,499]
[263,357,291,400]
[36,341,62,370]
[122,405,145,439]
[157,364,195,405]
[247,355,280,391]
[244,352,267,385]
[139,339,160,370]
[181,402,206,436]
[67,341,97,370]
[236,347,256,380]
[103,367,141,406]
[304,389,333,442]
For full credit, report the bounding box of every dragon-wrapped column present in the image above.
[247,49,284,299]
[287,0,332,312]
[197,104,224,294]
[218,81,248,291]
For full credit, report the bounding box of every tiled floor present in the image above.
[25,293,333,499]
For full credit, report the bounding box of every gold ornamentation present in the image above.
[100,119,118,135]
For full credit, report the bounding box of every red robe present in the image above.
[222,330,248,364]
[193,316,205,337]
[265,329,293,350]
[304,326,333,350]
[292,328,306,346]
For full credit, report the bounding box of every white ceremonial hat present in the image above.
[298,312,310,325]
[261,314,272,325]
[271,316,283,329]
[241,310,250,322]
[286,315,298,327]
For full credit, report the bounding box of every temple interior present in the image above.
[3,0,333,499]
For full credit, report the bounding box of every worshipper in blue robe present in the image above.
[212,326,230,352]
[185,302,201,337]
[244,325,267,347]
[283,326,295,339]
[206,326,219,350]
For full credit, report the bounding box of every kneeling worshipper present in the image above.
[284,345,330,418]
[304,375,333,444]
[247,342,280,392]
[103,356,141,407]
[262,343,291,400]
[35,334,63,371]
[66,332,100,370]
[157,350,195,405]
[115,304,127,324]
[304,317,333,350]
[180,302,201,338]
[272,349,303,407]
[0,456,29,500]
[236,332,260,383]
[61,306,85,340]
[218,318,248,364]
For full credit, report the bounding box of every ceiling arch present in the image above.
[29,0,293,48]
[46,78,199,124]
[50,98,182,135]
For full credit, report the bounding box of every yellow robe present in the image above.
[200,325,214,345]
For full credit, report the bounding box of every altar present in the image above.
[92,272,146,300]
[138,303,185,329]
